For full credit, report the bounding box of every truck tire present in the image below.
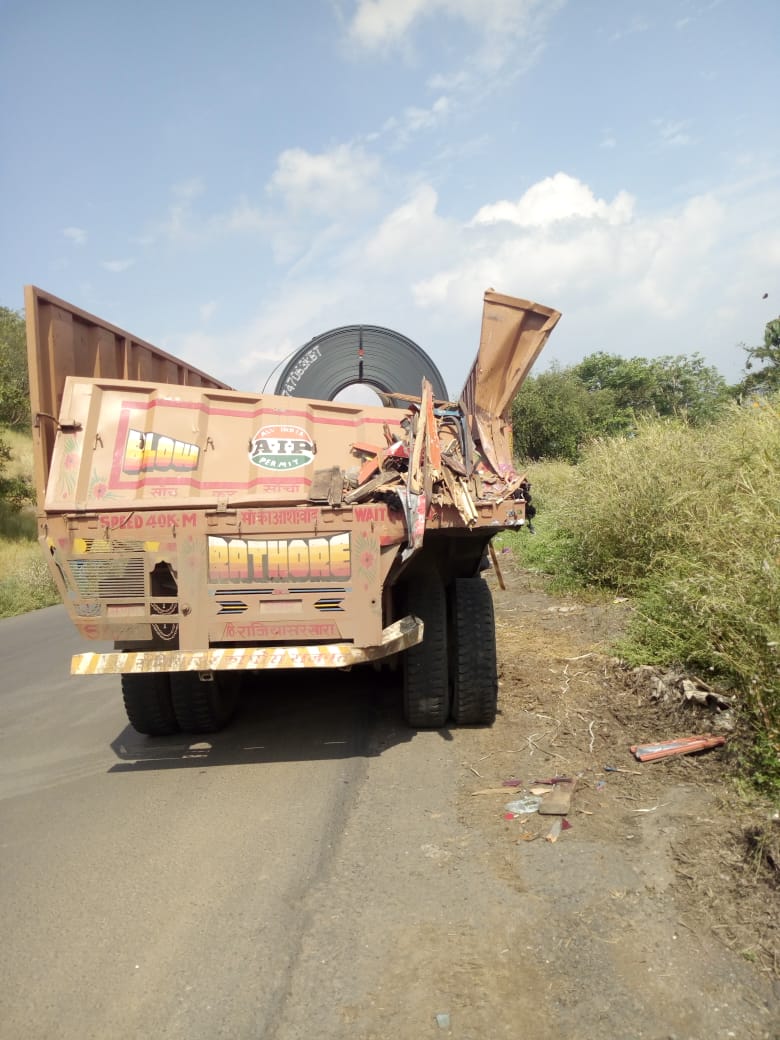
[450,577,498,725]
[402,575,450,728]
[170,672,238,734]
[121,673,179,736]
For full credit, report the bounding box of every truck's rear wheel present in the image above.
[402,575,450,728]
[121,673,179,736]
[170,672,238,734]
[450,577,498,725]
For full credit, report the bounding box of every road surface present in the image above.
[1,603,776,1040]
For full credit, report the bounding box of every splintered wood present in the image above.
[343,377,529,529]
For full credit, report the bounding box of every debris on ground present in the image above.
[630,735,727,762]
[545,819,563,843]
[504,796,543,815]
[544,818,573,843]
[538,778,577,815]
[464,557,779,980]
[624,665,733,712]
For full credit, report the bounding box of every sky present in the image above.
[2,0,779,400]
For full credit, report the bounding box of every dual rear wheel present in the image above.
[120,573,496,736]
[402,573,498,729]
[121,672,238,736]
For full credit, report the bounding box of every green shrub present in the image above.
[507,399,780,793]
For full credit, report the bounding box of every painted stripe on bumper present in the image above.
[71,616,423,675]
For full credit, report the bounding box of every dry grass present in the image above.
[0,539,59,617]
[508,399,780,793]
[1,427,34,479]
[0,429,58,616]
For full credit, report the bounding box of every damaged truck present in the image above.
[25,287,560,735]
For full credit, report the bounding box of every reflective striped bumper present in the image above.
[71,615,423,675]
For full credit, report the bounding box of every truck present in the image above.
[25,286,560,735]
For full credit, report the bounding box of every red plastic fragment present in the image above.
[630,735,726,762]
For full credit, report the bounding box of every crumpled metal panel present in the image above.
[459,290,561,481]
[460,291,561,422]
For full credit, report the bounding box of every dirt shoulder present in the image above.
[455,554,779,1037]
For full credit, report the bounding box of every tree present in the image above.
[575,351,729,425]
[575,352,660,414]
[512,351,732,462]
[0,306,33,512]
[0,438,31,509]
[648,354,731,424]
[741,317,780,394]
[0,306,30,429]
[512,366,630,462]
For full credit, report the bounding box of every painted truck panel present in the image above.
[26,286,560,710]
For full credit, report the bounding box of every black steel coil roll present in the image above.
[274,324,448,405]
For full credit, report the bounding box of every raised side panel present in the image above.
[25,286,230,503]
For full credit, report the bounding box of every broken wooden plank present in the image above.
[538,779,577,815]
[408,391,427,495]
[488,542,506,590]
[328,467,344,506]
[309,467,339,503]
[424,384,442,469]
[358,453,380,484]
[343,470,401,504]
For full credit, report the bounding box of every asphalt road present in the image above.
[0,607,507,1040]
[3,607,776,1040]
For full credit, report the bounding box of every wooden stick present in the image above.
[488,542,506,590]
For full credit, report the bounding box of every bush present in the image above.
[507,399,780,793]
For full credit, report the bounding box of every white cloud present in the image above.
[62,226,87,246]
[167,282,356,389]
[146,181,271,246]
[654,118,692,147]
[172,177,205,202]
[158,182,202,243]
[363,184,455,267]
[350,0,558,50]
[348,0,565,86]
[382,95,451,144]
[267,143,382,216]
[412,177,727,335]
[199,301,218,322]
[471,173,634,229]
[220,198,270,234]
[101,258,135,273]
[348,0,427,47]
[608,15,650,43]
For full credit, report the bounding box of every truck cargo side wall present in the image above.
[25,286,229,504]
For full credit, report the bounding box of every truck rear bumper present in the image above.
[71,615,423,675]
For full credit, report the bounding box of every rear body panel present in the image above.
[26,286,561,673]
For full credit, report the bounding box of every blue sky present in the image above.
[2,0,778,398]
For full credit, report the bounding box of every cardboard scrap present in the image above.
[538,778,577,815]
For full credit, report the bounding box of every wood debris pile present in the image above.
[339,378,531,542]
